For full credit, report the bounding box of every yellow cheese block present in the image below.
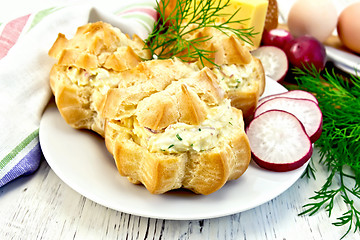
[213,0,269,47]
[161,0,268,48]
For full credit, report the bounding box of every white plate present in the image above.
[39,77,309,220]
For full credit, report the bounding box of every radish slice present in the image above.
[251,46,288,82]
[246,110,313,172]
[258,90,319,106]
[254,97,323,142]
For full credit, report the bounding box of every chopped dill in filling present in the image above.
[133,99,239,153]
[213,63,254,90]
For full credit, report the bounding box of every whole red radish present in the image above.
[261,28,294,49]
[285,35,326,71]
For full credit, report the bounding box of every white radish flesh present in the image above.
[258,90,319,106]
[251,46,288,82]
[254,97,323,142]
[246,110,313,172]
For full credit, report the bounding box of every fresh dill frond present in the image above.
[294,66,360,239]
[301,158,317,180]
[145,0,257,66]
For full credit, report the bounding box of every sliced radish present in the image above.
[258,90,318,106]
[251,46,288,82]
[254,97,322,142]
[246,110,313,172]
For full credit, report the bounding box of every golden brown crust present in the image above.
[194,27,265,118]
[48,33,69,59]
[57,49,99,69]
[103,46,141,71]
[49,64,101,134]
[105,107,251,195]
[49,22,151,136]
[103,71,251,194]
[157,25,266,117]
[212,34,253,66]
[182,67,225,105]
[49,21,256,195]
[49,22,151,63]
[110,126,188,194]
[182,108,251,194]
[163,25,253,67]
[176,84,208,125]
[101,58,198,121]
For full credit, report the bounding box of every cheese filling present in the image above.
[213,63,254,90]
[133,99,239,153]
[66,67,113,94]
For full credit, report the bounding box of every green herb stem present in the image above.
[294,66,360,238]
[145,0,257,66]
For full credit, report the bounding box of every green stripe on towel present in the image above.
[28,7,62,31]
[0,128,39,169]
[115,2,156,13]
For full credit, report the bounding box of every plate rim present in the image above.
[39,77,309,220]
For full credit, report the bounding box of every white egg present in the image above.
[287,0,338,42]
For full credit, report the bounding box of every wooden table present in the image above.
[1,148,358,239]
[1,0,359,239]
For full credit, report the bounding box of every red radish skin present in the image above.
[258,90,319,106]
[254,97,323,142]
[251,46,288,82]
[262,28,294,49]
[285,35,326,71]
[246,110,313,172]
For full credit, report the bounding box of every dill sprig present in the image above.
[294,66,360,239]
[145,0,257,66]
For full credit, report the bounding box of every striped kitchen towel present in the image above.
[0,1,157,187]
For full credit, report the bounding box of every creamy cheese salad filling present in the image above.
[133,99,239,153]
[66,67,114,94]
[213,63,254,90]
